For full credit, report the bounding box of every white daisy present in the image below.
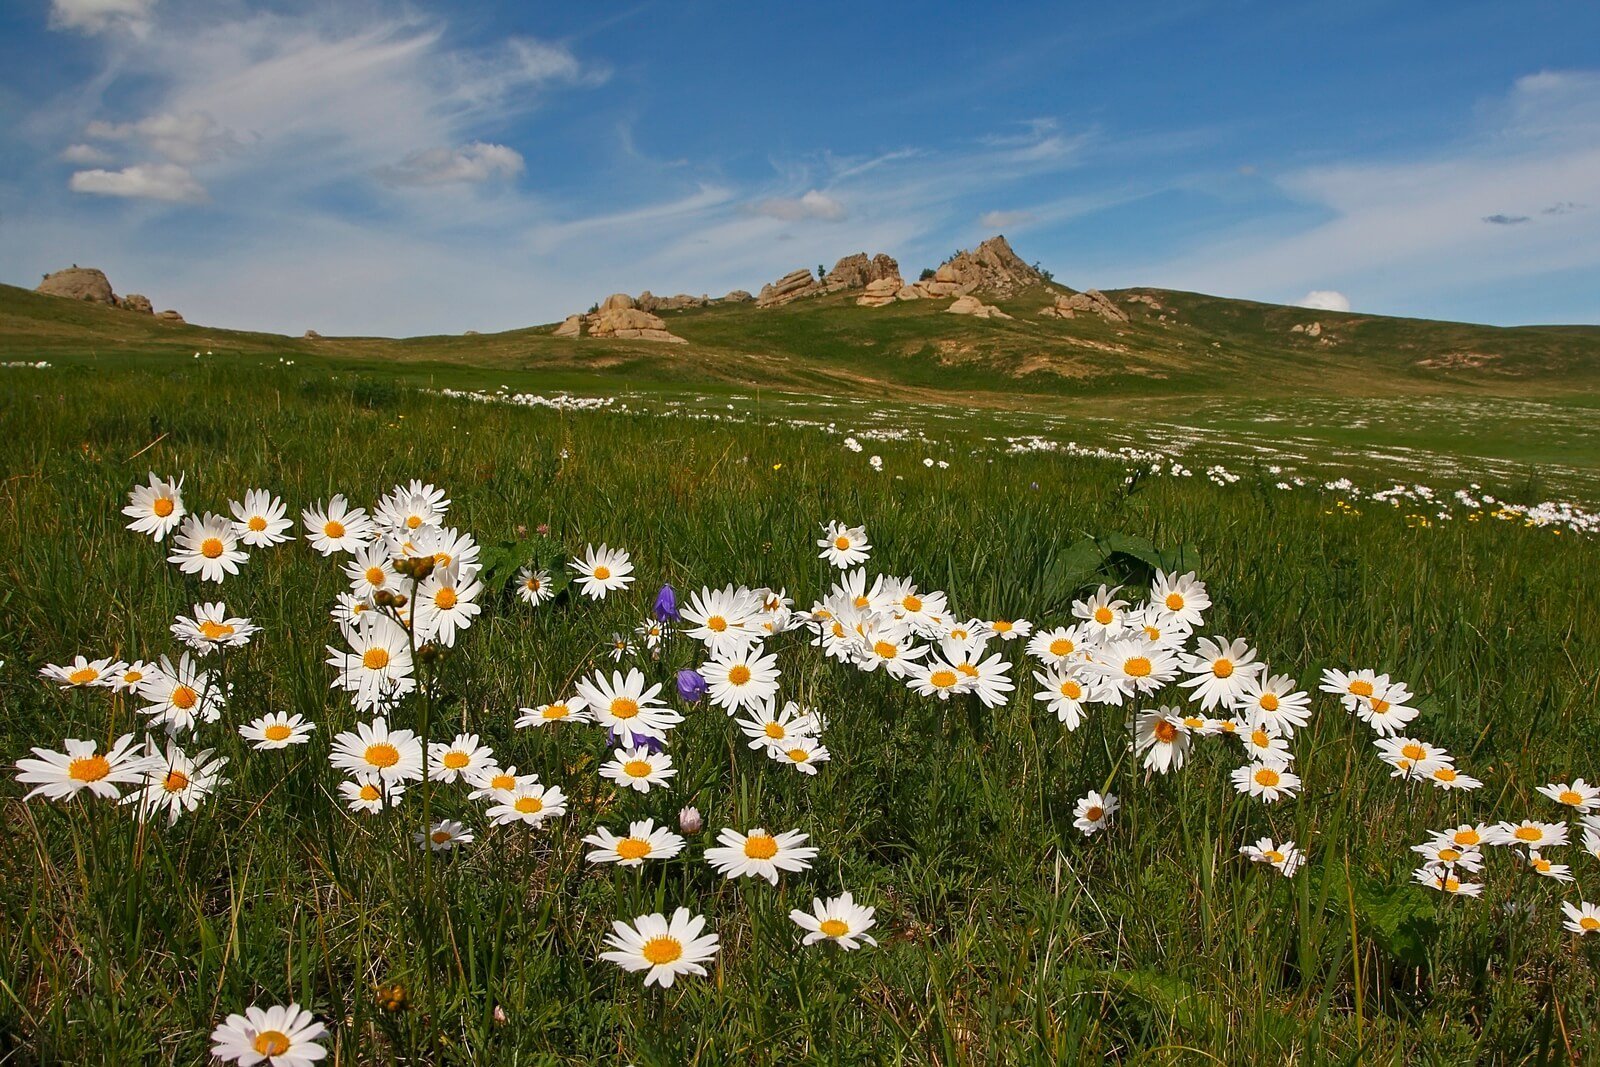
[1561,900,1600,935]
[343,542,400,600]
[736,699,820,751]
[515,566,555,607]
[325,614,415,710]
[137,653,226,734]
[702,646,782,715]
[209,1001,326,1067]
[817,520,871,568]
[39,655,117,689]
[1240,837,1303,876]
[1179,636,1263,711]
[339,772,403,814]
[1231,761,1301,802]
[570,543,634,599]
[704,827,817,884]
[240,712,315,750]
[599,908,719,988]
[1132,707,1191,774]
[769,735,830,774]
[169,512,249,584]
[790,892,878,949]
[414,562,482,647]
[514,696,592,728]
[172,602,259,652]
[415,819,474,851]
[1072,790,1119,836]
[228,489,294,547]
[121,740,229,825]
[1149,569,1210,629]
[599,747,676,793]
[427,733,493,782]
[583,819,687,866]
[302,494,375,556]
[486,783,569,826]
[1537,779,1599,814]
[328,716,424,784]
[14,733,153,801]
[122,472,186,541]
[575,668,680,746]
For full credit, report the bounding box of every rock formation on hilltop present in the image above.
[945,294,1013,319]
[1039,289,1129,323]
[906,235,1043,300]
[757,252,902,307]
[35,266,184,322]
[756,267,820,307]
[37,267,116,305]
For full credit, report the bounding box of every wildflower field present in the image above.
[2,359,1598,1064]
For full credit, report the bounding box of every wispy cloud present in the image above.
[69,162,207,202]
[376,142,525,187]
[746,190,847,222]
[49,0,154,36]
[1482,213,1530,225]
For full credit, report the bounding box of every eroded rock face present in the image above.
[856,277,903,307]
[599,293,636,312]
[155,309,185,324]
[119,293,153,314]
[586,306,686,343]
[37,267,115,304]
[716,290,753,304]
[636,292,708,312]
[1038,289,1129,323]
[303,329,322,340]
[906,235,1042,300]
[1291,321,1323,337]
[945,294,1012,319]
[553,314,583,338]
[756,268,819,307]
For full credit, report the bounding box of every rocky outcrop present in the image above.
[553,315,583,338]
[905,236,1042,300]
[37,267,115,305]
[945,294,1012,319]
[1290,321,1323,337]
[757,268,819,307]
[637,291,708,313]
[856,277,903,307]
[155,309,185,324]
[303,329,322,340]
[119,293,153,314]
[716,290,752,304]
[599,293,636,313]
[1038,290,1129,323]
[586,306,686,343]
[1124,292,1164,310]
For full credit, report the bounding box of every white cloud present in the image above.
[747,189,846,222]
[376,142,525,186]
[60,143,111,164]
[50,0,154,35]
[84,112,233,165]
[979,210,1036,229]
[1297,290,1351,312]
[69,163,207,202]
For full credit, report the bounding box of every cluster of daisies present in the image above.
[15,477,1600,1059]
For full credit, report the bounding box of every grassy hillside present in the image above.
[5,280,1599,403]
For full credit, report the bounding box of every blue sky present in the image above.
[2,0,1598,335]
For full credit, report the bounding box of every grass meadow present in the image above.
[1,360,1598,1064]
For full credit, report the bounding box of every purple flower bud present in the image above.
[654,584,679,622]
[678,805,703,835]
[608,727,665,754]
[676,668,707,703]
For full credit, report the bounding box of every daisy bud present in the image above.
[493,1005,508,1026]
[417,643,441,663]
[676,668,708,704]
[376,982,407,1013]
[373,590,396,607]
[389,593,408,609]
[653,584,679,623]
[679,806,703,835]
[409,557,436,581]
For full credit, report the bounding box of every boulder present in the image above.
[894,285,923,300]
[908,235,1043,299]
[155,309,185,324]
[637,291,707,312]
[756,267,819,307]
[553,314,583,338]
[37,266,116,305]
[716,289,753,304]
[599,293,636,312]
[1124,292,1164,310]
[856,277,903,308]
[303,329,322,340]
[119,293,153,314]
[945,294,1012,320]
[1038,289,1129,323]
[586,306,686,343]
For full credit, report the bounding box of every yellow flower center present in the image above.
[1264,850,1284,864]
[593,565,611,581]
[616,838,651,860]
[1370,698,1391,714]
[264,724,292,741]
[610,698,640,720]
[1433,767,1457,782]
[1093,606,1113,625]
[728,665,752,685]
[1514,826,1541,842]
[122,670,143,684]
[431,830,452,844]
[163,770,190,793]
[362,647,391,670]
[171,685,198,710]
[1559,789,1583,806]
[199,620,234,640]
[1581,917,1600,931]
[252,1031,291,1056]
[1152,720,1177,743]
[1532,857,1551,872]
[407,515,424,529]
[324,520,346,539]
[930,669,958,688]
[833,535,850,550]
[787,748,810,763]
[1254,767,1281,787]
[152,497,175,517]
[764,722,786,739]
[442,751,469,770]
[434,587,457,610]
[1212,659,1234,678]
[1084,805,1104,822]
[993,620,1013,633]
[247,515,268,531]
[200,537,225,559]
[1438,847,1462,862]
[706,615,728,633]
[1401,743,1426,761]
[1443,877,1461,892]
[365,566,387,586]
[743,834,778,860]
[359,784,381,801]
[1060,681,1082,700]
[873,640,897,659]
[68,754,110,782]
[1251,729,1271,749]
[1259,692,1280,712]
[853,595,870,609]
[903,595,923,612]
[1184,717,1206,730]
[543,704,570,720]
[1164,593,1184,611]
[68,667,99,685]
[514,795,543,814]
[624,760,653,778]
[365,743,400,768]
[525,576,542,591]
[819,919,850,937]
[1049,638,1073,657]
[957,663,979,679]
[1348,679,1373,698]
[1455,830,1481,846]
[1124,657,1152,678]
[490,774,515,791]
[641,936,682,965]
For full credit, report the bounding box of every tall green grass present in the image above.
[0,361,1595,1063]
